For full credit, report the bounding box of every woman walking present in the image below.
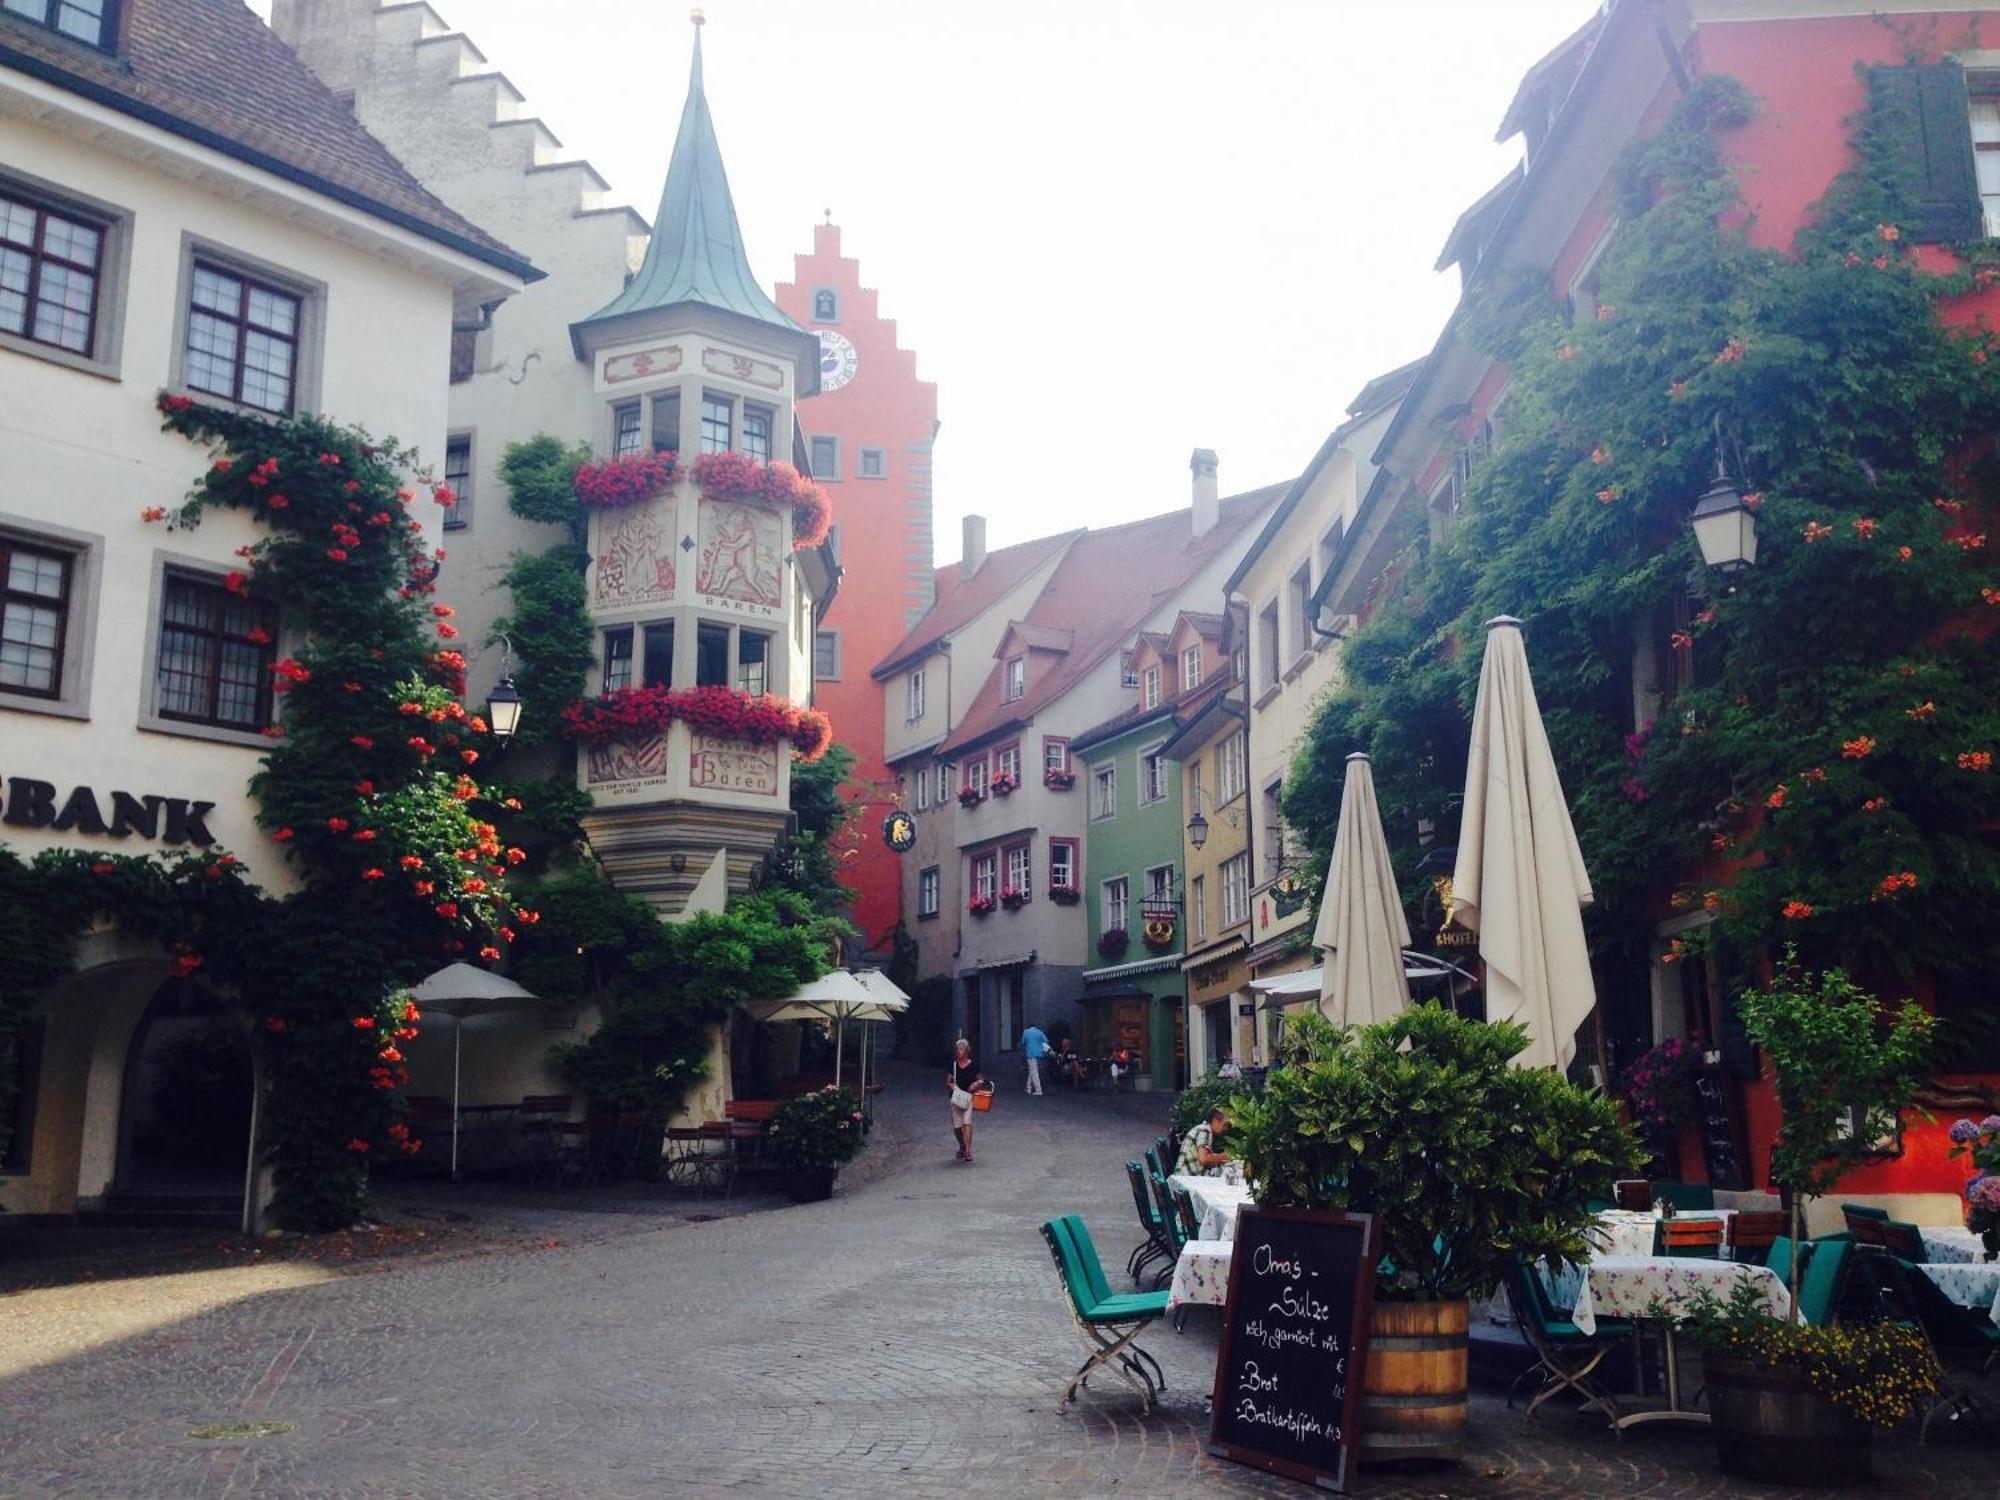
[947,1038,986,1163]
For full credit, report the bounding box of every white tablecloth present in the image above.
[1920,1226,1990,1264]
[1591,1209,1732,1257]
[1165,1239,1233,1311]
[1919,1262,2000,1326]
[1168,1174,1253,1241]
[1569,1254,1793,1336]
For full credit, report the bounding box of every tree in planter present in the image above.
[1736,948,1934,1318]
[1231,1007,1641,1300]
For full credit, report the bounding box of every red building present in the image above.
[1334,2,2000,1222]
[777,223,939,958]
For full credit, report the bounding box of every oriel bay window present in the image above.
[0,187,104,356]
[1,536,70,698]
[736,629,769,695]
[700,391,733,453]
[157,572,276,730]
[602,622,675,692]
[612,400,643,457]
[183,261,302,414]
[742,402,774,463]
[651,391,681,453]
[692,620,774,695]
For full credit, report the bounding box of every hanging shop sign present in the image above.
[881,808,918,853]
[3,777,216,845]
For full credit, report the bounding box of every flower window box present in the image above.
[1043,769,1076,790]
[1097,927,1130,960]
[957,785,986,808]
[562,683,832,760]
[967,893,997,917]
[574,450,679,508]
[1048,885,1081,906]
[990,772,1020,797]
[689,450,832,548]
[1000,885,1029,910]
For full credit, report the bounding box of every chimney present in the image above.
[1190,449,1219,538]
[962,514,988,579]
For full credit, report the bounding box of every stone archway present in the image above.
[111,978,252,1205]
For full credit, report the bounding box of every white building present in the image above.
[0,0,529,1220]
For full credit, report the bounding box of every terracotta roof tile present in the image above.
[870,529,1080,680]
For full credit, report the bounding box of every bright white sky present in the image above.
[264,0,1598,561]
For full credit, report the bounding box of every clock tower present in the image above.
[777,222,938,960]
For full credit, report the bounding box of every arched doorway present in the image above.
[113,978,252,1205]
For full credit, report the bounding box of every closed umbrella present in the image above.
[1313,752,1413,1025]
[1450,616,1596,1071]
[408,962,541,1178]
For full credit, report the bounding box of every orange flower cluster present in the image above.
[1841,736,1875,759]
[1802,521,1834,544]
[1781,900,1814,921]
[1959,751,1994,772]
[1874,871,1919,900]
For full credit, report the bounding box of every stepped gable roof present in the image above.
[939,483,1287,758]
[871,530,1080,680]
[577,22,798,338]
[0,0,533,279]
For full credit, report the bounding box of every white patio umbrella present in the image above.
[1450,617,1596,1071]
[1313,752,1413,1025]
[739,969,889,1086]
[848,970,910,1099]
[408,961,541,1178]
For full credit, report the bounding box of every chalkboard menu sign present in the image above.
[1692,1066,1749,1190]
[1208,1207,1380,1492]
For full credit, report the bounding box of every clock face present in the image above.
[817,330,859,393]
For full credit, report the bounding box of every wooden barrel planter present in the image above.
[1705,1356,1872,1487]
[1358,1298,1469,1465]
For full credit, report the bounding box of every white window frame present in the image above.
[813,629,840,682]
[1103,876,1129,933]
[995,742,1021,784]
[972,852,998,902]
[918,865,940,918]
[914,768,930,812]
[1090,761,1117,821]
[1142,664,1161,710]
[0,513,99,720]
[906,668,926,722]
[1217,732,1246,803]
[1139,744,1169,806]
[1145,863,1176,903]
[1222,853,1251,926]
[170,235,325,418]
[1191,875,1207,943]
[936,762,952,804]
[809,433,840,481]
[1049,838,1077,891]
[1005,842,1032,896]
[1004,654,1026,702]
[1182,644,1202,693]
[859,446,887,479]
[965,758,989,797]
[1043,736,1070,775]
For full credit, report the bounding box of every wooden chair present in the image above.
[1726,1210,1787,1261]
[1039,1215,1170,1413]
[1878,1218,1928,1261]
[1657,1218,1724,1258]
[1613,1179,1653,1212]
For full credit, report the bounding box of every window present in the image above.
[972,851,998,902]
[906,668,927,722]
[1043,736,1069,775]
[1217,732,1246,803]
[700,392,733,453]
[1004,841,1031,896]
[810,434,839,480]
[1288,562,1312,661]
[0,187,104,355]
[1120,650,1138,688]
[812,287,838,321]
[612,400,643,457]
[184,261,301,413]
[696,621,731,686]
[442,435,472,530]
[156,573,275,730]
[1140,747,1168,805]
[1103,876,1129,933]
[964,757,989,797]
[813,630,840,681]
[742,402,773,463]
[936,762,952,804]
[1145,863,1176,904]
[602,627,633,692]
[1090,762,1117,820]
[1182,645,1202,693]
[1188,758,1204,813]
[1142,664,1160,710]
[1,0,111,49]
[859,447,887,479]
[1,537,71,698]
[1258,600,1280,690]
[994,742,1021,785]
[918,865,940,918]
[1003,654,1025,701]
[737,629,769,695]
[1191,875,1207,943]
[1264,781,1288,873]
[643,622,674,688]
[1222,853,1251,926]
[1049,838,1077,891]
[651,392,681,454]
[1972,81,2000,236]
[1318,516,1347,582]
[914,768,930,812]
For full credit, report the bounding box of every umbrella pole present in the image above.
[835,1017,845,1088]
[451,1020,462,1182]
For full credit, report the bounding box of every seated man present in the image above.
[1176,1106,1234,1178]
[1108,1044,1135,1087]
[1054,1036,1086,1087]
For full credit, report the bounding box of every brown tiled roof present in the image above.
[1177,611,1225,641]
[1072,650,1237,754]
[0,0,535,280]
[1002,620,1074,655]
[940,484,1287,757]
[871,529,1080,680]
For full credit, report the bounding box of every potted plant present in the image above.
[1619,1032,1700,1171]
[1048,884,1080,906]
[1231,1007,1640,1465]
[1043,767,1076,790]
[765,1084,867,1201]
[1097,927,1129,960]
[1945,1114,2000,1260]
[957,784,985,808]
[999,884,1029,911]
[991,772,1019,797]
[967,893,997,917]
[1699,949,1935,1483]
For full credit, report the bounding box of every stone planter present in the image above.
[781,1167,837,1203]
[1705,1355,1872,1487]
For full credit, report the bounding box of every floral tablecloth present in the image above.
[1165,1238,1234,1311]
[1919,1262,2000,1326]
[1569,1254,1793,1337]
[1169,1174,1254,1242]
[1920,1226,1990,1265]
[1591,1209,1732,1258]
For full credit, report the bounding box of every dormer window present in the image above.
[1142,665,1160,711]
[1003,655,1025,702]
[1120,650,1138,689]
[3,0,113,49]
[812,288,839,322]
[1182,646,1202,693]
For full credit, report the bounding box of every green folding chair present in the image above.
[1038,1214,1169,1413]
[1794,1237,1854,1326]
[1123,1160,1171,1282]
[1501,1258,1634,1431]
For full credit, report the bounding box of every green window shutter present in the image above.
[1868,62,1982,242]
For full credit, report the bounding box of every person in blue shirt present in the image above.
[1020,1023,1049,1096]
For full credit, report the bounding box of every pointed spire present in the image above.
[575,13,802,340]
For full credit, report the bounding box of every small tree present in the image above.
[1736,948,1934,1320]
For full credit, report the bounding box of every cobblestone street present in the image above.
[3,1067,1996,1499]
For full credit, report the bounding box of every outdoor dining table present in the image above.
[1560,1254,1795,1431]
[1919,1226,1991,1264]
[1165,1238,1234,1312]
[1918,1262,2000,1326]
[1168,1173,1254,1241]
[1591,1208,1733,1258]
